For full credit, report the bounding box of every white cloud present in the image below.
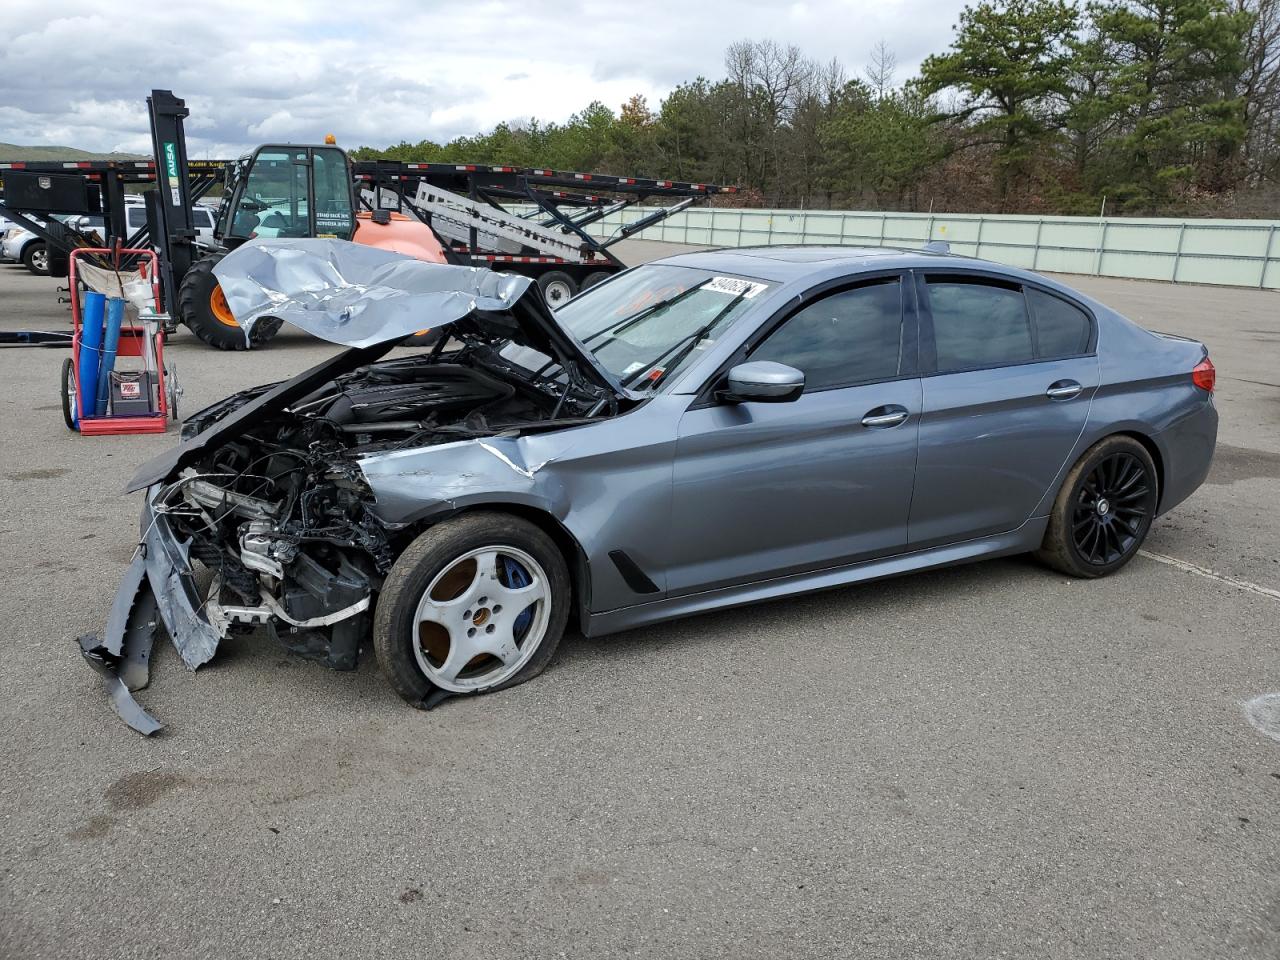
[0,0,967,157]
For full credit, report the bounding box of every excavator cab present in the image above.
[218,145,356,244]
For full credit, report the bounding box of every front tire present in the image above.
[374,512,570,705]
[23,243,49,275]
[1037,435,1158,578]
[177,253,282,350]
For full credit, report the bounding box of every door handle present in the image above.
[1046,380,1083,400]
[861,406,909,428]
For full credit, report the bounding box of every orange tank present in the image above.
[352,211,448,263]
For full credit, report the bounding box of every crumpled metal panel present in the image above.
[138,488,223,669]
[212,238,532,347]
[78,550,165,736]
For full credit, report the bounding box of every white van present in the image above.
[123,198,218,248]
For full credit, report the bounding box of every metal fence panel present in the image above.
[550,204,1280,290]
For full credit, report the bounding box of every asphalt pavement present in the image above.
[1,240,1278,959]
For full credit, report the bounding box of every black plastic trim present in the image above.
[609,550,661,594]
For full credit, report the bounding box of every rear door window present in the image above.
[926,278,1033,372]
[751,278,904,389]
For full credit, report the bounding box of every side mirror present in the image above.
[719,361,805,404]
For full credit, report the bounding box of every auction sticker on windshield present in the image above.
[705,276,768,298]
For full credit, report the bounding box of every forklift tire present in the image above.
[178,253,282,350]
[537,271,577,309]
[581,271,611,291]
[61,357,77,430]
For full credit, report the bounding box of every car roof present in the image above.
[655,244,1042,284]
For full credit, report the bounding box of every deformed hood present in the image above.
[213,239,532,348]
[211,239,616,395]
[125,239,618,493]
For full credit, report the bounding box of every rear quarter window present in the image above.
[1028,288,1092,358]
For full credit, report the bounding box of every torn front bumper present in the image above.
[79,482,377,734]
[77,484,226,736]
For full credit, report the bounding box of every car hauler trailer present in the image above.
[353,160,736,306]
[0,89,737,350]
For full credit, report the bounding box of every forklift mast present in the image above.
[145,89,197,317]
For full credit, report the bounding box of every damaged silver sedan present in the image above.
[83,239,1217,733]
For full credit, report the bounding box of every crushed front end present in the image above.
[78,239,624,734]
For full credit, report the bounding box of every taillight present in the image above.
[1192,357,1215,392]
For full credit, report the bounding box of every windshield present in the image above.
[547,264,769,390]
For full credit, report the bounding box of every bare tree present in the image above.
[865,40,897,99]
[1237,0,1280,183]
[724,39,820,199]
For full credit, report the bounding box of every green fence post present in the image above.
[1172,223,1186,282]
[1032,219,1043,270]
[1260,224,1276,288]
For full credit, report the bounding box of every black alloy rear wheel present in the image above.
[1037,435,1158,578]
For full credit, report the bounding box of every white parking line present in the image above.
[1139,549,1280,602]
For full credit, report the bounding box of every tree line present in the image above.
[353,0,1280,216]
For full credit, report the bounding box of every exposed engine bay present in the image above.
[161,339,614,671]
[81,238,629,734]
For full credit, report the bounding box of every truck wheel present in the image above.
[23,243,49,275]
[581,271,611,291]
[177,253,282,350]
[537,270,577,308]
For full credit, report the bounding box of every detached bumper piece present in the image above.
[77,488,224,735]
[77,553,163,736]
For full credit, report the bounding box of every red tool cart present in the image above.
[60,246,179,436]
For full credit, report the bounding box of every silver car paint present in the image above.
[348,246,1216,638]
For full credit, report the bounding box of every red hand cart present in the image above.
[61,245,179,436]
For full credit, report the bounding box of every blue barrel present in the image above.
[95,297,126,416]
[79,291,106,419]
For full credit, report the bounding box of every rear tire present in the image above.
[581,270,611,291]
[374,512,570,706]
[1036,435,1158,578]
[23,243,49,275]
[537,270,577,309]
[177,252,282,350]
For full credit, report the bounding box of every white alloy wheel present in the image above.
[411,545,551,692]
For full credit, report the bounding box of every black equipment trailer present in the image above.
[0,89,736,345]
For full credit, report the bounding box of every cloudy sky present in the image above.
[2,0,968,158]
